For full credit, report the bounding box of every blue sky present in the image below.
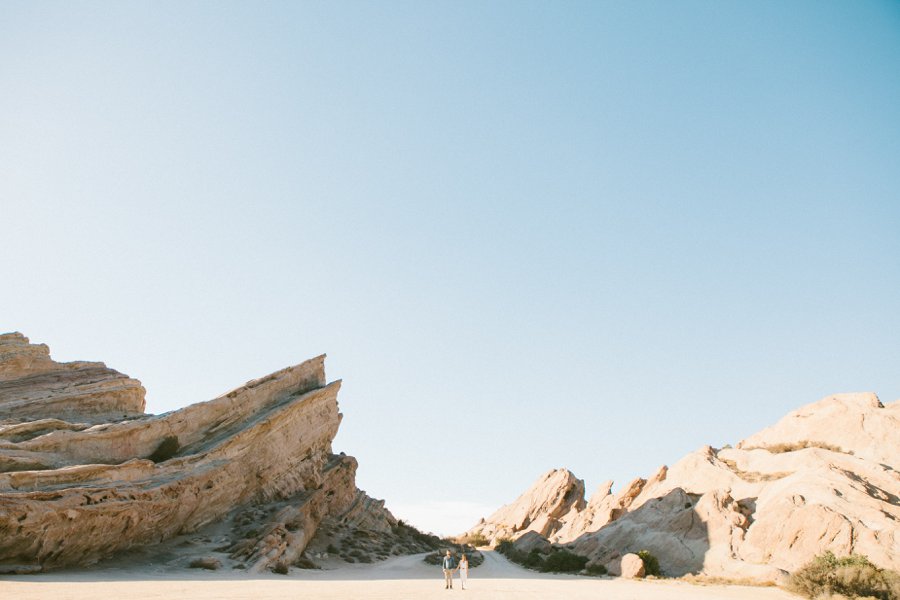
[2,1,899,536]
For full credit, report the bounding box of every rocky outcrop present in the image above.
[464,468,585,543]
[0,333,405,573]
[464,393,900,582]
[737,392,899,466]
[513,530,552,554]
[551,475,652,544]
[0,332,145,423]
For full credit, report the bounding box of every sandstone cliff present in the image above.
[0,332,145,423]
[463,392,900,582]
[0,333,423,574]
[467,469,585,543]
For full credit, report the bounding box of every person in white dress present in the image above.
[455,553,469,590]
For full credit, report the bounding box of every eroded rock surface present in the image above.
[464,468,585,543]
[0,332,145,423]
[464,393,900,582]
[0,333,408,573]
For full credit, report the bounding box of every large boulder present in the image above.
[512,531,551,554]
[606,553,645,578]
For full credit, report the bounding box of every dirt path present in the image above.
[473,548,541,578]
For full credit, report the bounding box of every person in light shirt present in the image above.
[455,553,469,590]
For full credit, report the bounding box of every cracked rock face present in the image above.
[464,393,900,582]
[0,333,400,574]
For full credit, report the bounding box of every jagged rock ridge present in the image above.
[0,332,145,423]
[469,468,585,543]
[464,392,900,582]
[0,332,419,574]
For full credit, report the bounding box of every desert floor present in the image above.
[0,550,800,600]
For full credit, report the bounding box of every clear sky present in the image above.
[2,1,899,536]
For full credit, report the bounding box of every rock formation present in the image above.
[0,332,426,574]
[464,392,900,582]
[466,469,585,543]
[0,332,145,423]
[608,552,645,578]
[512,530,552,554]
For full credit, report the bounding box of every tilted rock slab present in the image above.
[464,468,585,543]
[0,333,395,573]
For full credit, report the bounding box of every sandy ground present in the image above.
[0,550,800,600]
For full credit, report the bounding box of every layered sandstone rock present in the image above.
[0,333,404,573]
[464,393,900,582]
[0,332,145,423]
[465,468,585,543]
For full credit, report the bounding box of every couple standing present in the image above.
[441,550,469,590]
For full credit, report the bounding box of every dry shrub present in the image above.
[746,440,849,455]
[790,552,900,600]
[461,533,489,547]
[680,573,777,587]
[720,458,790,483]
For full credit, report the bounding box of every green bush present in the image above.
[522,550,545,569]
[498,539,592,573]
[790,551,900,600]
[496,540,540,568]
[496,539,515,555]
[585,562,608,576]
[638,550,661,577]
[424,547,484,568]
[541,549,588,573]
